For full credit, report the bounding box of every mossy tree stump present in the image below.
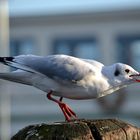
[11,119,140,140]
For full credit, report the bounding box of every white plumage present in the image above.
[0,54,140,121]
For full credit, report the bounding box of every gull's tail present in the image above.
[0,56,22,70]
[0,57,14,61]
[0,56,40,74]
[0,56,36,85]
[0,56,14,65]
[0,71,33,85]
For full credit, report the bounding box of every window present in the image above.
[10,39,34,71]
[130,41,140,70]
[53,38,100,60]
[10,39,34,56]
[117,35,140,69]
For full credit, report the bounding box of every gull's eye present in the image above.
[125,69,130,74]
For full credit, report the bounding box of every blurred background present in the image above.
[1,0,140,139]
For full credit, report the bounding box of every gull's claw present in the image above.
[47,91,77,122]
[59,102,77,121]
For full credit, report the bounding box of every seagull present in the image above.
[0,54,140,121]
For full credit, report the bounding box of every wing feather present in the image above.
[12,54,96,81]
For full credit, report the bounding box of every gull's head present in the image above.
[103,63,140,86]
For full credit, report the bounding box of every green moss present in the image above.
[12,122,91,140]
[12,119,140,140]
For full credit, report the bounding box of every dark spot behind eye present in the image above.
[114,69,120,76]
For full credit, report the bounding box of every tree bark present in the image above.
[11,119,140,140]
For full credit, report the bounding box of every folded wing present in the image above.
[0,54,97,82]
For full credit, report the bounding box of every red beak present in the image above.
[130,73,140,82]
[136,79,140,82]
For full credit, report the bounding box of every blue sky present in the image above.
[9,0,140,17]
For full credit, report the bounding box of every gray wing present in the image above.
[10,54,96,81]
[82,59,104,69]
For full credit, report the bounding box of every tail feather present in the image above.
[0,57,14,63]
[0,57,41,85]
[0,57,16,69]
[0,71,33,85]
[0,56,43,75]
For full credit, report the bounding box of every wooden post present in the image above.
[11,119,140,140]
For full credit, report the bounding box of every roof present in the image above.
[9,0,140,17]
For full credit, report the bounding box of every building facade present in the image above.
[7,6,140,135]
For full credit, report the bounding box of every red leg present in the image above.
[47,91,77,121]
